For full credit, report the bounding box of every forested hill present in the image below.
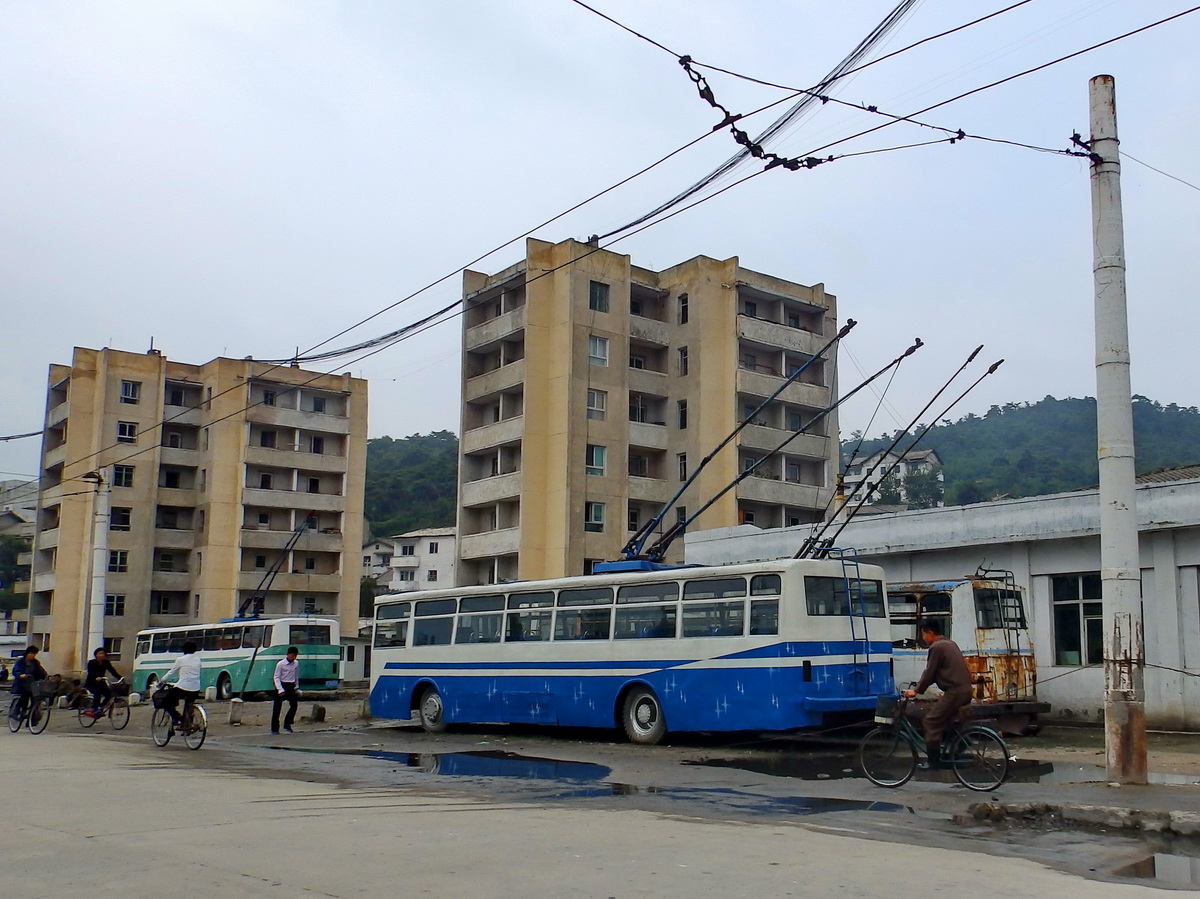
[845,395,1200,505]
[364,431,458,538]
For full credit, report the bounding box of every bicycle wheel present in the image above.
[78,699,98,728]
[183,705,207,750]
[151,708,173,747]
[110,698,130,730]
[8,697,22,733]
[858,726,919,787]
[29,699,50,734]
[950,727,1010,792]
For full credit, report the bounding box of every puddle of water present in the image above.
[372,749,612,783]
[1013,760,1200,786]
[683,754,858,781]
[1114,852,1200,885]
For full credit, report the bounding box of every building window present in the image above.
[588,335,609,367]
[102,637,123,661]
[165,432,182,449]
[258,512,270,525]
[628,454,648,477]
[429,542,439,554]
[119,380,141,404]
[262,390,276,407]
[312,396,326,413]
[427,570,439,582]
[677,453,688,481]
[110,508,131,532]
[588,281,610,313]
[303,597,316,613]
[585,444,606,477]
[310,436,324,454]
[743,510,756,525]
[628,504,640,532]
[586,389,607,421]
[401,544,415,556]
[677,400,688,429]
[117,421,137,444]
[166,387,185,406]
[308,477,320,494]
[255,555,267,569]
[584,502,605,533]
[786,461,801,482]
[678,293,689,324]
[304,557,316,571]
[362,555,371,567]
[260,473,273,490]
[630,298,642,316]
[740,352,757,371]
[104,594,126,616]
[260,430,277,448]
[163,470,181,489]
[787,410,803,431]
[159,509,178,529]
[629,354,646,370]
[398,570,415,582]
[158,552,175,572]
[676,506,687,524]
[678,346,688,376]
[108,550,128,573]
[113,465,134,488]
[743,300,757,317]
[1052,572,1103,666]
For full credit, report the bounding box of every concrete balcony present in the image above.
[149,613,189,628]
[245,404,351,435]
[629,317,670,346]
[628,477,672,504]
[460,471,523,506]
[238,571,343,593]
[464,360,525,401]
[241,487,346,513]
[627,367,668,395]
[46,402,69,428]
[156,486,197,506]
[737,315,824,355]
[43,443,68,469]
[738,425,828,459]
[459,527,520,558]
[32,572,56,592]
[238,528,345,553]
[461,416,523,454]
[465,306,526,350]
[736,369,829,409]
[246,445,348,473]
[159,446,200,467]
[151,570,192,591]
[34,528,59,550]
[154,528,196,550]
[735,476,828,508]
[163,406,204,427]
[627,421,669,450]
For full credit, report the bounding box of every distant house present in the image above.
[842,449,943,508]
[363,527,457,594]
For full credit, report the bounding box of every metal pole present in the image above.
[83,470,110,669]
[1089,74,1146,784]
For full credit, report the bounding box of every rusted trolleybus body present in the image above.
[887,571,1049,734]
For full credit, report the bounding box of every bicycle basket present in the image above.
[32,680,59,700]
[874,694,902,724]
[109,682,130,698]
[151,688,172,709]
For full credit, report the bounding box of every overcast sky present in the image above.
[2,0,1197,482]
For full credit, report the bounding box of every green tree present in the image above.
[0,535,31,611]
[874,472,903,505]
[904,467,944,509]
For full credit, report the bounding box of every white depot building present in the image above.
[686,467,1200,731]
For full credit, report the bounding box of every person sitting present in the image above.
[67,679,91,710]
[903,619,974,769]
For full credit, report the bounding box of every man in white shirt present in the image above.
[271,646,300,735]
[159,641,202,730]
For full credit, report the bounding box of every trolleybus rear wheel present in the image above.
[417,686,447,733]
[622,687,666,745]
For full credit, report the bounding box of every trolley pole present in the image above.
[81,469,110,671]
[1088,74,1146,784]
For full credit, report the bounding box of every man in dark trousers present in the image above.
[904,619,973,768]
[271,646,300,735]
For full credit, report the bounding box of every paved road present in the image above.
[4,723,1175,898]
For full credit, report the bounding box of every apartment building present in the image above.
[456,237,840,585]
[27,347,367,672]
[843,448,944,508]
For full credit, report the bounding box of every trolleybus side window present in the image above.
[375,602,410,648]
[555,587,614,640]
[457,594,504,644]
[616,582,678,604]
[682,600,744,637]
[243,625,266,648]
[804,576,886,617]
[748,574,781,635]
[683,577,746,600]
[614,604,676,639]
[135,636,151,657]
[506,591,553,642]
[291,624,332,645]
[974,587,1026,628]
[888,593,920,647]
[917,592,952,637]
[412,599,455,646]
[558,587,614,606]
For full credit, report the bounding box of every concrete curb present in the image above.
[970,800,1200,836]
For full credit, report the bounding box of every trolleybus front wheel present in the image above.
[622,687,666,745]
[417,686,447,734]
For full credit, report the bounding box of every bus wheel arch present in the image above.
[215,672,233,701]
[413,682,447,734]
[618,683,666,745]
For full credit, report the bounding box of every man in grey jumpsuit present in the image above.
[903,619,973,768]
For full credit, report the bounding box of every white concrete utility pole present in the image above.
[1088,74,1146,784]
[81,469,110,669]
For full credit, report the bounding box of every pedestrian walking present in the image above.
[271,646,300,735]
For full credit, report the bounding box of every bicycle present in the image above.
[149,685,207,750]
[7,680,55,734]
[857,693,1010,792]
[78,677,131,731]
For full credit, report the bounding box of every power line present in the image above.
[1121,150,1200,193]
[0,431,43,442]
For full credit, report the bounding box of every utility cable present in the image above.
[1120,150,1200,193]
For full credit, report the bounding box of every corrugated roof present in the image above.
[1136,465,1200,484]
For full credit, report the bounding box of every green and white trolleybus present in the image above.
[132,616,341,699]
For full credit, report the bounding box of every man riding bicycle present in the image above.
[158,641,201,730]
[10,646,47,720]
[84,647,121,717]
[903,619,973,769]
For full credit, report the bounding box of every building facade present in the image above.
[382,527,457,592]
[456,237,840,585]
[686,468,1200,730]
[28,347,367,672]
[842,448,943,508]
